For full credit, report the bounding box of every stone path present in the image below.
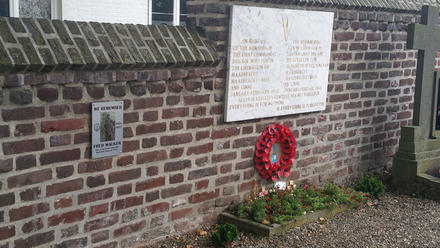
[150,192,440,247]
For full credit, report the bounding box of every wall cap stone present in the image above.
[237,0,437,13]
[0,18,219,74]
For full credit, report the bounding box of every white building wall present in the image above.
[61,0,149,24]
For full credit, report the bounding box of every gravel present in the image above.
[150,192,440,248]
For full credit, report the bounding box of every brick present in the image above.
[123,140,139,152]
[145,190,160,203]
[160,133,192,146]
[14,123,35,136]
[3,138,44,155]
[117,184,132,196]
[187,142,213,156]
[117,155,134,167]
[212,152,237,163]
[0,225,15,240]
[147,82,166,94]
[60,225,79,239]
[47,178,83,196]
[78,188,114,204]
[53,237,88,248]
[9,203,50,221]
[109,84,126,97]
[0,125,8,138]
[72,103,90,114]
[48,209,85,227]
[90,203,108,217]
[111,196,143,211]
[92,230,109,243]
[50,104,70,116]
[0,158,12,173]
[188,189,219,203]
[8,169,52,188]
[161,184,192,198]
[40,149,81,165]
[233,136,258,148]
[166,95,180,106]
[136,177,165,192]
[14,231,54,248]
[22,218,44,233]
[220,164,232,174]
[0,192,14,207]
[20,187,41,201]
[145,202,169,215]
[109,168,141,184]
[37,88,58,102]
[196,131,210,141]
[168,81,183,93]
[95,242,117,248]
[184,79,202,92]
[9,89,32,104]
[216,174,240,186]
[169,120,183,130]
[86,86,105,99]
[84,214,118,232]
[188,166,217,180]
[297,157,319,167]
[136,122,166,135]
[329,93,349,102]
[170,207,192,221]
[162,107,189,119]
[239,181,254,192]
[397,111,411,119]
[87,175,106,188]
[138,70,170,81]
[133,97,163,109]
[184,94,210,105]
[114,221,146,238]
[63,86,82,100]
[169,174,184,184]
[56,165,74,179]
[78,158,112,173]
[143,111,158,121]
[15,154,36,171]
[211,127,240,139]
[187,118,213,129]
[164,160,191,172]
[41,118,84,133]
[50,134,71,147]
[54,198,73,209]
[137,150,167,164]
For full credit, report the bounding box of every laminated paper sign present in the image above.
[225,5,334,122]
[92,101,123,158]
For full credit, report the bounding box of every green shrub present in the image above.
[211,223,238,247]
[356,174,386,198]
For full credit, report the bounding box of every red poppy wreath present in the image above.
[254,124,296,181]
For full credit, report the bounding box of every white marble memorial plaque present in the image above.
[225,5,334,122]
[92,101,123,158]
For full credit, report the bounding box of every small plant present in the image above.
[356,174,386,198]
[211,223,238,248]
[234,183,368,225]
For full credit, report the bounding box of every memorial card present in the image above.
[92,101,123,158]
[225,5,334,122]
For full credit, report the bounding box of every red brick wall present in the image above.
[187,1,421,179]
[0,2,428,248]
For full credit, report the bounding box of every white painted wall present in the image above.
[61,0,149,24]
